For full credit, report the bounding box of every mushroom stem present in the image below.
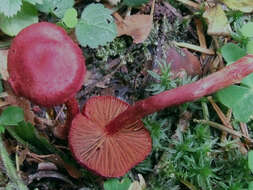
[54,97,79,139]
[105,55,253,135]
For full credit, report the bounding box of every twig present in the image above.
[194,119,253,145]
[175,0,201,10]
[194,119,242,137]
[173,41,215,55]
[208,96,248,153]
[150,0,155,16]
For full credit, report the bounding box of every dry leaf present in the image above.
[166,47,202,76]
[203,4,231,36]
[222,0,253,13]
[0,50,9,80]
[116,14,153,43]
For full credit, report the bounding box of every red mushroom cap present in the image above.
[69,96,152,177]
[8,22,86,107]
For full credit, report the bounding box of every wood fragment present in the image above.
[175,0,201,10]
[173,41,215,55]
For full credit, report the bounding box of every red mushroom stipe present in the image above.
[8,22,86,138]
[69,55,253,178]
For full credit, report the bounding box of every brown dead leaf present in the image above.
[115,0,155,43]
[116,14,153,43]
[0,50,9,80]
[166,47,202,76]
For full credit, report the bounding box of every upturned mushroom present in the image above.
[69,55,253,177]
[8,22,86,138]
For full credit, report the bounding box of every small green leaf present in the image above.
[247,40,253,54]
[216,84,253,122]
[24,0,43,5]
[0,0,22,17]
[240,22,253,38]
[249,181,253,190]
[52,0,74,18]
[0,75,3,93]
[62,8,78,28]
[104,178,131,190]
[75,3,117,48]
[0,2,38,36]
[0,125,5,134]
[36,0,74,18]
[35,0,52,14]
[248,151,253,173]
[221,43,247,64]
[123,0,149,6]
[0,106,24,126]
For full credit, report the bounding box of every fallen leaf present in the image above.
[222,0,253,13]
[116,14,153,43]
[0,50,9,80]
[203,4,231,36]
[166,47,202,76]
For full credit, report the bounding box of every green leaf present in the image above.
[62,8,78,28]
[0,125,5,134]
[249,181,253,190]
[36,0,74,18]
[35,0,52,14]
[123,0,149,6]
[0,74,3,93]
[104,178,131,190]
[24,0,43,5]
[12,122,54,154]
[240,22,253,38]
[0,2,38,36]
[52,0,74,18]
[0,0,22,17]
[248,151,253,173]
[247,40,253,54]
[221,43,247,64]
[0,135,28,190]
[216,84,253,122]
[75,3,117,48]
[0,106,24,126]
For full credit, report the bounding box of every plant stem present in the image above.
[54,97,79,139]
[105,55,253,135]
[0,135,28,190]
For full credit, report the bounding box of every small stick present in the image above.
[173,41,215,55]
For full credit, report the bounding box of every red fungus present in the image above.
[69,96,151,177]
[8,22,86,138]
[69,55,253,177]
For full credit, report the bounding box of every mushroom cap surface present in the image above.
[69,96,152,177]
[8,22,86,107]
